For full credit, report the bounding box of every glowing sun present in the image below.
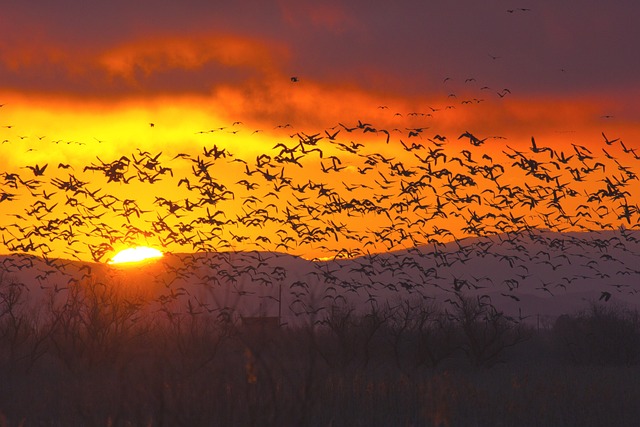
[108,246,163,264]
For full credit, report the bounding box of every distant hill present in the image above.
[2,228,640,326]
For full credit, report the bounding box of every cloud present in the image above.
[0,32,290,97]
[99,33,289,81]
[0,0,638,132]
[277,0,360,34]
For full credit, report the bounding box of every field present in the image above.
[2,268,640,426]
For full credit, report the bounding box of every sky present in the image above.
[2,1,638,119]
[1,0,639,262]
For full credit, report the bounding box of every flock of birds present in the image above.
[1,100,640,319]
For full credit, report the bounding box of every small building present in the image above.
[240,316,281,333]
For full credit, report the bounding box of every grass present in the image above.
[2,274,640,426]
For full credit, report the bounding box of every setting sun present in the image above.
[108,246,163,264]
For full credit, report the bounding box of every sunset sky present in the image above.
[1,1,639,262]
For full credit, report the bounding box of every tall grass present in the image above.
[2,272,640,426]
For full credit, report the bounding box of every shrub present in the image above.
[552,301,640,365]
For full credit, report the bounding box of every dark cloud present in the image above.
[0,0,638,101]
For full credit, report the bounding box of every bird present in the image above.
[599,291,612,302]
[24,164,48,176]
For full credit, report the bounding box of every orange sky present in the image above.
[1,1,639,262]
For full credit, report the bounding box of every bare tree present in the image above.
[446,293,530,367]
[384,297,457,373]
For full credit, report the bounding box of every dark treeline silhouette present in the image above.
[2,272,640,426]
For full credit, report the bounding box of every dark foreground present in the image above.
[2,276,640,426]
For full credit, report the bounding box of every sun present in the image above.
[108,246,163,265]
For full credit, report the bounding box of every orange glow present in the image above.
[108,246,163,265]
[1,87,640,262]
[1,70,640,263]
